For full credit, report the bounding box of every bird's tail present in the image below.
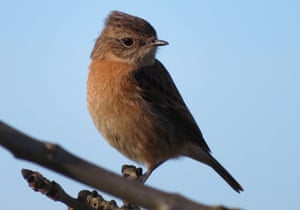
[184,144,243,193]
[209,154,243,193]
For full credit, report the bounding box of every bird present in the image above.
[87,10,243,193]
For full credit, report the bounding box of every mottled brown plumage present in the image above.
[87,11,243,192]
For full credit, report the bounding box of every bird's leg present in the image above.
[121,161,165,183]
[138,161,165,183]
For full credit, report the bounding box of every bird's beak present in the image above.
[149,39,169,47]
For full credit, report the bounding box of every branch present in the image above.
[0,120,239,210]
[21,169,134,210]
[21,166,144,210]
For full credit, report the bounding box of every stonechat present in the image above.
[87,11,243,193]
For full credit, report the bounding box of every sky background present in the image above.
[0,1,299,210]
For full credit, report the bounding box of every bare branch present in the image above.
[22,169,129,210]
[0,120,239,210]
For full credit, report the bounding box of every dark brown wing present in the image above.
[133,60,211,153]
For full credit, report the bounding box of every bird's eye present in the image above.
[122,37,134,47]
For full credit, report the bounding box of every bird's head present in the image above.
[91,11,168,67]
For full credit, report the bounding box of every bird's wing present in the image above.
[133,60,211,153]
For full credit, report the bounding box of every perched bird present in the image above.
[87,11,243,193]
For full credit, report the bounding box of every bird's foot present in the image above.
[121,165,144,182]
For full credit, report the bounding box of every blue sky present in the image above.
[0,1,299,210]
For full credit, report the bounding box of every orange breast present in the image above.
[87,60,182,165]
[87,60,153,162]
[87,60,141,132]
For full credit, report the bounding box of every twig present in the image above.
[22,169,130,210]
